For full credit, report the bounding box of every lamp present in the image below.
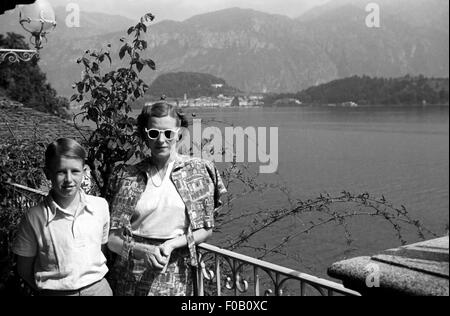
[19,0,56,50]
[0,0,56,63]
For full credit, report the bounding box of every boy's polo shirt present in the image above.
[13,192,110,291]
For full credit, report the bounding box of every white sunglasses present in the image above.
[144,128,180,140]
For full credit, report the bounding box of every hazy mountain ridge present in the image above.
[1,1,448,96]
[299,0,449,32]
[297,3,449,80]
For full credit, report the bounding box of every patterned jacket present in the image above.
[110,155,227,266]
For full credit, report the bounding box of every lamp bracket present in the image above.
[0,49,38,63]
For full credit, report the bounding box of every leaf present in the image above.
[146,59,156,70]
[77,82,85,94]
[92,62,99,73]
[119,45,127,60]
[127,26,135,35]
[144,13,155,22]
[105,52,112,64]
[134,89,141,99]
[70,94,78,102]
[136,61,144,72]
[82,57,90,68]
[87,107,99,122]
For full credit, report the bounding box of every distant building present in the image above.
[231,96,240,107]
[211,83,224,89]
[341,101,358,107]
[274,98,302,106]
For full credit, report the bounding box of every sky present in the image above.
[47,0,331,21]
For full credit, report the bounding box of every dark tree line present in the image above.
[148,72,241,99]
[0,33,70,118]
[264,75,449,106]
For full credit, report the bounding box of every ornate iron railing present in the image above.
[0,49,38,63]
[1,182,360,296]
[195,243,360,296]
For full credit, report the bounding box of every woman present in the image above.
[107,102,226,296]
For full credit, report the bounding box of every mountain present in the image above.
[299,0,449,32]
[148,72,241,99]
[1,1,448,96]
[296,0,449,80]
[298,1,449,78]
[142,8,337,94]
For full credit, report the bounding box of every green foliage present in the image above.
[71,13,156,201]
[0,138,46,239]
[264,75,450,106]
[0,33,71,118]
[148,72,241,99]
[0,139,46,295]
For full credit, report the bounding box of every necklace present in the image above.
[148,154,177,187]
[150,164,169,187]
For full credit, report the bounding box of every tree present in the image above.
[0,33,70,118]
[71,13,156,201]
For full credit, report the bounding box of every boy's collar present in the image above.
[45,191,93,223]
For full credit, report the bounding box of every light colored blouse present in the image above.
[110,154,227,266]
[131,160,188,239]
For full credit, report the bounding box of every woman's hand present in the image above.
[159,242,176,273]
[159,242,174,259]
[133,243,168,270]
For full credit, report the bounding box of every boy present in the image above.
[12,138,112,296]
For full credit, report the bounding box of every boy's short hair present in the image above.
[45,138,87,169]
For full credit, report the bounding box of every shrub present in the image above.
[0,139,46,295]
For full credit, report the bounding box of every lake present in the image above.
[181,105,449,277]
[76,105,449,278]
